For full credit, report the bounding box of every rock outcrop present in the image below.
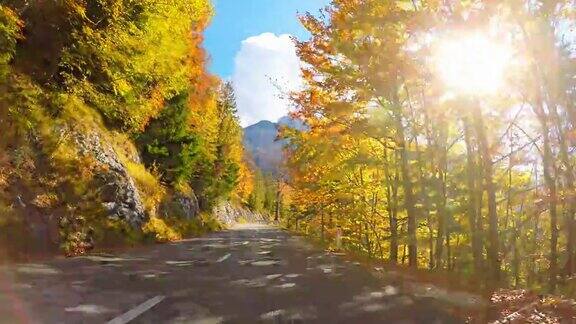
[213,201,269,226]
[73,132,147,227]
[159,191,200,220]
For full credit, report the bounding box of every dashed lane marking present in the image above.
[216,253,231,263]
[106,295,165,324]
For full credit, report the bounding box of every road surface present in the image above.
[0,224,470,323]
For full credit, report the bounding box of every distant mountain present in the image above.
[243,116,305,175]
[277,115,306,130]
[243,120,284,175]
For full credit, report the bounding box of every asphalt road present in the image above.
[0,224,467,323]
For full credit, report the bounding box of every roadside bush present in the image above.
[142,212,224,243]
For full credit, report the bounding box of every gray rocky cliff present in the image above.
[159,191,200,220]
[213,201,269,226]
[73,132,147,227]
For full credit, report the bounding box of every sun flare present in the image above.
[433,33,513,95]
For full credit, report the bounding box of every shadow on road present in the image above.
[0,224,471,323]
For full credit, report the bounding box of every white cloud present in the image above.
[232,33,303,127]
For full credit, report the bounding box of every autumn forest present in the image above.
[282,0,576,295]
[1,0,576,316]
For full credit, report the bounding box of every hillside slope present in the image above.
[0,2,247,259]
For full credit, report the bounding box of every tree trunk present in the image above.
[384,149,399,264]
[527,206,540,288]
[471,104,500,284]
[274,180,281,222]
[549,104,576,276]
[434,137,449,270]
[463,116,484,276]
[366,222,374,257]
[427,212,435,270]
[389,204,399,263]
[513,224,521,288]
[401,239,408,265]
[320,213,325,243]
[414,130,435,270]
[393,106,418,268]
[535,109,559,293]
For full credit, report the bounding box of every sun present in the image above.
[433,33,513,96]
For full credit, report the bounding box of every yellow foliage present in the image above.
[124,161,166,214]
[0,0,230,258]
[174,181,194,196]
[143,217,182,242]
[109,131,141,163]
[143,212,224,244]
[58,93,106,131]
[0,168,8,189]
[233,160,254,203]
[237,216,248,224]
[197,212,226,232]
[31,193,59,209]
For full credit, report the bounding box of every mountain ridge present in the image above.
[242,116,304,174]
[243,119,284,175]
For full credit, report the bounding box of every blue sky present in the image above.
[205,0,330,78]
[203,0,330,126]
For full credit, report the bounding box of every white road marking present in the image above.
[266,274,283,280]
[251,260,280,266]
[16,264,61,275]
[106,295,165,324]
[216,253,231,263]
[65,304,110,314]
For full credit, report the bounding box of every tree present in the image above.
[139,93,200,185]
[283,0,576,293]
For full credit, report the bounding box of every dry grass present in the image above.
[143,212,224,243]
[143,216,182,242]
[124,160,166,213]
